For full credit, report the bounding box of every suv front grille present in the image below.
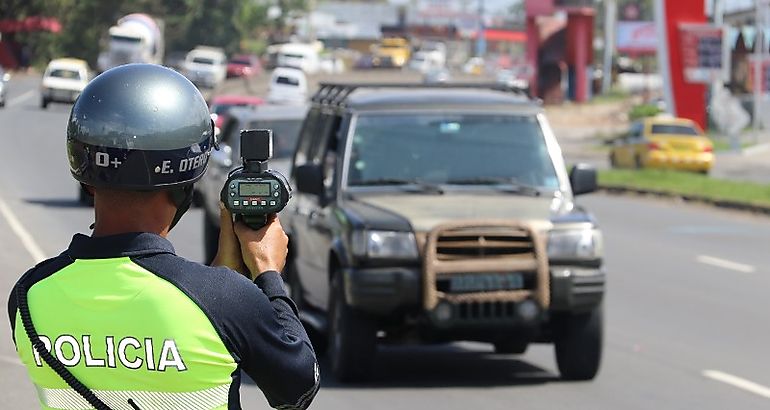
[423,221,550,311]
[435,228,534,260]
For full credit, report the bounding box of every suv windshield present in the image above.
[347,113,559,189]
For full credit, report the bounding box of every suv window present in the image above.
[247,118,302,159]
[347,113,559,189]
[294,108,321,168]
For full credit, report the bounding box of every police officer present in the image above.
[7,64,319,410]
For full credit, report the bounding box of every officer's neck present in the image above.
[91,190,176,238]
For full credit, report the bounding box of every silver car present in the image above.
[198,103,308,262]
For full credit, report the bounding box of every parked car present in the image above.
[609,116,714,174]
[409,41,446,73]
[275,43,320,74]
[285,83,605,382]
[182,46,227,89]
[267,67,308,104]
[40,58,91,109]
[463,57,485,75]
[199,104,309,262]
[372,37,411,68]
[227,53,262,78]
[422,67,450,84]
[0,67,9,107]
[496,66,531,93]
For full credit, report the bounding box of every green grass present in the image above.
[598,169,770,207]
[628,104,662,121]
[710,139,753,152]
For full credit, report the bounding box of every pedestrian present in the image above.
[7,64,319,410]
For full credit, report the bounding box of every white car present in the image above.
[182,46,227,89]
[275,43,320,74]
[267,67,308,104]
[41,58,91,109]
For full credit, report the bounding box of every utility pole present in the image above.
[475,0,486,57]
[602,0,617,94]
[753,0,767,135]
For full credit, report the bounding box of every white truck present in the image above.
[97,13,164,72]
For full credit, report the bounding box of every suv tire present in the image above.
[41,98,48,109]
[203,213,220,264]
[553,305,602,381]
[329,272,376,382]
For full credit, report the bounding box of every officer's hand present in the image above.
[211,202,249,275]
[234,214,288,281]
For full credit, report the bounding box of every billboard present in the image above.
[617,21,657,54]
[679,23,723,83]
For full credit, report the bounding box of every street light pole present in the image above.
[602,0,617,94]
[753,0,765,134]
[475,0,486,57]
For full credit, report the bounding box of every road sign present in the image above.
[679,23,723,83]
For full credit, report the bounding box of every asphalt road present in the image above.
[1,73,769,409]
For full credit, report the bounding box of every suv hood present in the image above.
[353,193,563,232]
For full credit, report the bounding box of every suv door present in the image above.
[291,107,343,310]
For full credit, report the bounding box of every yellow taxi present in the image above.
[372,37,411,68]
[609,116,714,174]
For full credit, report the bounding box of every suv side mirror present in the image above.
[569,163,598,195]
[295,164,325,196]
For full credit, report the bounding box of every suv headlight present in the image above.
[351,230,418,259]
[547,229,603,260]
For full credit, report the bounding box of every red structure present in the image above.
[525,0,595,103]
[660,0,708,129]
[0,16,61,69]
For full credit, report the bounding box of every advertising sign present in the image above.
[747,56,770,92]
[679,23,723,83]
[616,21,657,54]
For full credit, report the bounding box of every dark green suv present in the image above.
[286,83,605,382]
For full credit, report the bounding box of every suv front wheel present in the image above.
[553,305,602,381]
[328,271,377,382]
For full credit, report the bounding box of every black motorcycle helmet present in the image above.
[66,63,215,228]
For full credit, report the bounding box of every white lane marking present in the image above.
[703,370,770,399]
[6,90,35,107]
[696,255,755,273]
[0,195,46,263]
[0,354,23,366]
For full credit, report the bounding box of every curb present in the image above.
[598,185,770,216]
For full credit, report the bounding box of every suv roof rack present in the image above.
[311,82,530,106]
